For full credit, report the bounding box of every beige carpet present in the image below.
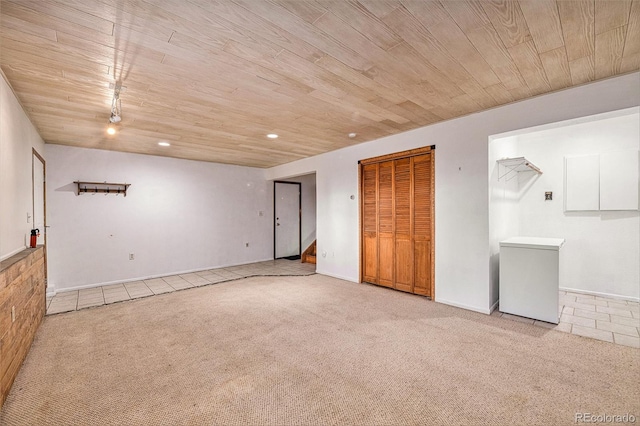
[1,274,638,425]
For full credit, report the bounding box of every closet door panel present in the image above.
[378,237,394,287]
[394,158,412,292]
[378,161,394,287]
[413,240,431,296]
[362,164,378,283]
[413,154,432,297]
[363,235,378,283]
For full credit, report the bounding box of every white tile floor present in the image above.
[46,259,316,315]
[493,290,640,348]
[47,265,639,348]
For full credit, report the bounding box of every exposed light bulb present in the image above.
[267,133,278,139]
[107,126,116,135]
[158,141,170,147]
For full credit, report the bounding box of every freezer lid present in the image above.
[500,237,565,250]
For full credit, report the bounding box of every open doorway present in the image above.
[488,107,639,307]
[274,173,317,262]
[274,181,301,259]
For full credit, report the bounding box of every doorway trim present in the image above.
[32,148,47,290]
[273,181,302,259]
[358,145,435,299]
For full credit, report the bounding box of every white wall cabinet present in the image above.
[565,151,639,211]
[564,155,600,211]
[600,151,640,210]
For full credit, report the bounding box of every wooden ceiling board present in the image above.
[623,0,640,56]
[465,24,527,90]
[518,0,564,53]
[558,0,595,62]
[595,0,632,34]
[1,0,639,168]
[426,17,501,87]
[382,7,473,83]
[569,55,596,84]
[595,25,626,79]
[323,1,402,51]
[539,47,572,90]
[481,0,532,48]
[441,0,491,32]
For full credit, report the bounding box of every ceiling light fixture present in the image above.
[348,133,357,138]
[158,141,170,147]
[106,83,123,133]
[267,133,278,139]
[109,92,122,123]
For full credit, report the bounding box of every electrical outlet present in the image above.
[129,253,135,260]
[11,306,16,323]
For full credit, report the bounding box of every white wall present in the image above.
[46,145,273,293]
[281,173,317,251]
[488,136,521,309]
[266,72,640,314]
[490,108,639,301]
[0,74,46,260]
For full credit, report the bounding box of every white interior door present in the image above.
[33,151,45,246]
[275,182,300,258]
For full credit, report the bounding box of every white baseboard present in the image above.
[560,287,639,303]
[315,270,358,283]
[436,298,491,315]
[52,257,277,294]
[46,284,56,297]
[489,299,500,314]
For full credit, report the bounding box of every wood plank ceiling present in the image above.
[1,1,639,168]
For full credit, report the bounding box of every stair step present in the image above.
[306,255,316,264]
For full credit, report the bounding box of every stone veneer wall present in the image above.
[0,246,46,409]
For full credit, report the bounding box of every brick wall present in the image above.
[0,247,46,409]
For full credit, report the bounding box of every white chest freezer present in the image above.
[499,237,565,324]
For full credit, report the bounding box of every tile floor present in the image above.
[493,290,640,348]
[46,259,316,315]
[47,265,639,349]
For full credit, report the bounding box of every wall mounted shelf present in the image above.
[74,181,130,197]
[497,157,542,181]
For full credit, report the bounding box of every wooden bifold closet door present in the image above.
[361,146,434,298]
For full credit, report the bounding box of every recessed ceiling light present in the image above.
[348,133,357,138]
[158,141,171,147]
[267,133,278,139]
[107,126,116,135]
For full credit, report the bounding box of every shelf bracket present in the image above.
[497,157,542,181]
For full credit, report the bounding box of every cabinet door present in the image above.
[413,154,432,297]
[362,164,378,284]
[394,158,413,292]
[565,155,599,211]
[600,151,639,211]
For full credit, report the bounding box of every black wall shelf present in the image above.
[74,181,130,197]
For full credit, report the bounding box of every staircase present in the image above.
[301,240,316,264]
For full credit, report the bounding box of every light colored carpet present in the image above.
[1,274,638,425]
